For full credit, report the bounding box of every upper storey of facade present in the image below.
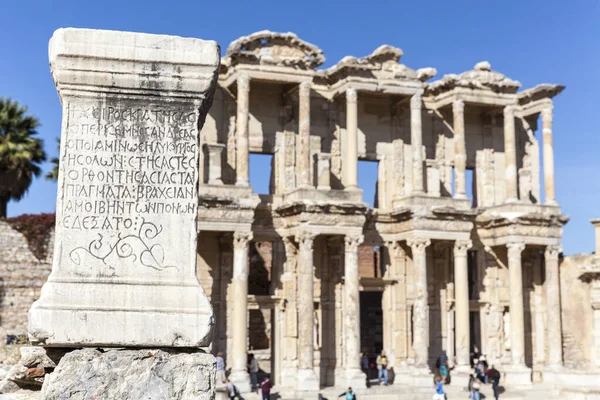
[199,31,566,240]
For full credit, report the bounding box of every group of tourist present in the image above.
[215,352,272,400]
[360,350,390,387]
[433,346,502,400]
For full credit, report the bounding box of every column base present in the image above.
[411,367,434,387]
[235,180,249,187]
[346,368,367,389]
[297,368,320,391]
[229,369,251,393]
[448,365,472,388]
[501,364,532,386]
[279,365,298,389]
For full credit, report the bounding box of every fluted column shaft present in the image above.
[297,232,316,371]
[542,106,557,205]
[411,90,424,194]
[298,82,312,187]
[236,74,250,186]
[452,100,467,199]
[231,231,253,390]
[344,234,365,384]
[454,240,472,367]
[504,105,519,202]
[408,238,431,368]
[507,242,526,366]
[545,245,563,366]
[344,88,358,190]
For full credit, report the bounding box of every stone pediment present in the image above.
[223,30,325,70]
[325,45,437,83]
[427,61,521,95]
[518,83,565,106]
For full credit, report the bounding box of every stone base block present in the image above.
[411,368,434,387]
[28,282,213,347]
[502,365,532,386]
[346,368,367,390]
[449,367,472,389]
[543,367,600,390]
[297,368,320,391]
[228,369,251,394]
[40,348,215,400]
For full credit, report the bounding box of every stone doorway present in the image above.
[360,291,383,370]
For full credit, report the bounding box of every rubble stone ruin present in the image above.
[28,28,220,399]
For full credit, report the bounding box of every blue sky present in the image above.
[1,0,598,255]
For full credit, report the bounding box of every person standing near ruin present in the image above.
[216,352,227,384]
[248,353,259,391]
[487,365,501,400]
[432,376,445,400]
[436,350,449,384]
[376,350,388,386]
[338,387,357,400]
[260,375,273,400]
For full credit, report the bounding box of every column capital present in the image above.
[454,240,473,256]
[407,238,431,254]
[299,81,312,93]
[410,90,423,109]
[503,104,518,116]
[346,87,357,103]
[507,242,525,255]
[385,240,405,258]
[283,236,297,255]
[233,231,253,249]
[452,99,465,113]
[297,232,317,251]
[541,104,553,119]
[204,142,226,153]
[344,234,364,252]
[237,73,250,90]
[545,244,562,260]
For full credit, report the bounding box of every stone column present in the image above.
[591,281,600,368]
[230,231,253,392]
[545,245,563,367]
[316,153,331,190]
[344,88,359,190]
[541,106,557,205]
[205,143,225,185]
[236,74,250,186]
[344,234,366,388]
[504,105,519,202]
[411,90,424,195]
[280,237,298,388]
[296,232,319,390]
[454,240,473,369]
[452,100,467,199]
[408,238,431,368]
[507,242,526,366]
[298,81,312,188]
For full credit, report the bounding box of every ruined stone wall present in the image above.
[0,221,53,337]
[560,254,594,367]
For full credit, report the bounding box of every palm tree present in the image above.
[0,98,46,217]
[45,138,60,181]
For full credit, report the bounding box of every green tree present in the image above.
[0,98,46,217]
[45,138,60,181]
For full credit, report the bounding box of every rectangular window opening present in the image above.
[358,160,379,208]
[249,153,274,195]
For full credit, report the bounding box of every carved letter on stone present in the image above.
[28,28,219,347]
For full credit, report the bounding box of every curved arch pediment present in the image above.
[224,30,325,70]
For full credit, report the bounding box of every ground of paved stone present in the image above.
[241,381,556,400]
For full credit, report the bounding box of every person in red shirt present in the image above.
[260,376,273,400]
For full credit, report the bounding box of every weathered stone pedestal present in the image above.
[41,349,215,400]
[26,28,220,400]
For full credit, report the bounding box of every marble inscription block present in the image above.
[28,28,219,347]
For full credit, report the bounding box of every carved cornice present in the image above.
[427,61,521,96]
[233,231,253,249]
[517,84,565,106]
[274,201,368,218]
